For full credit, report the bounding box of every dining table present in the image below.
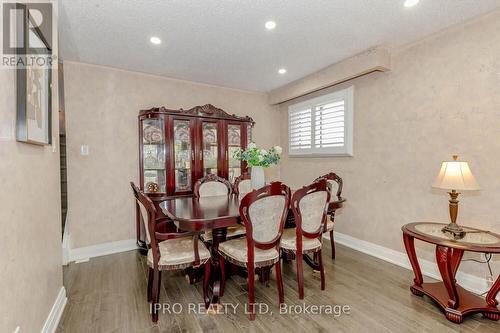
[160,193,346,306]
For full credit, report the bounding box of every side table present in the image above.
[402,222,500,323]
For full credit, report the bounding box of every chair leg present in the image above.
[296,251,304,300]
[151,269,161,323]
[330,230,336,260]
[275,261,284,304]
[147,267,153,302]
[219,255,226,297]
[247,263,255,321]
[318,249,325,291]
[203,262,211,309]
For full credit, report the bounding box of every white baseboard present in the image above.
[69,238,138,263]
[327,231,497,300]
[41,287,67,333]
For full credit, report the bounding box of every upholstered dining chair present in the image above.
[314,172,343,259]
[280,179,330,299]
[194,174,246,242]
[194,173,232,197]
[233,172,252,197]
[131,182,182,251]
[132,183,211,322]
[218,182,291,320]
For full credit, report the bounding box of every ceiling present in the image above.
[59,0,500,92]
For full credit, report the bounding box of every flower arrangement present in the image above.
[234,142,282,167]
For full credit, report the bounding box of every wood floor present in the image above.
[57,244,499,333]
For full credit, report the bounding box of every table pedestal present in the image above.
[403,233,500,323]
[207,227,227,306]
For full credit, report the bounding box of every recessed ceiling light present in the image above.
[150,36,161,45]
[404,0,420,7]
[278,68,287,74]
[265,21,276,30]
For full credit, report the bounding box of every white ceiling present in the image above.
[59,0,500,92]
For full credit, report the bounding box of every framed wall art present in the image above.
[14,3,53,145]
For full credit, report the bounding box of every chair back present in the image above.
[233,172,252,196]
[194,174,233,197]
[291,179,331,240]
[130,182,156,246]
[239,182,290,251]
[314,172,343,201]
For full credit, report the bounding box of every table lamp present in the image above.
[432,155,480,239]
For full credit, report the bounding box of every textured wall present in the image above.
[278,10,500,279]
[64,62,280,248]
[0,28,62,333]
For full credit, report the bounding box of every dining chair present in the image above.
[233,172,252,197]
[280,179,330,299]
[194,173,233,197]
[314,172,343,259]
[133,183,211,322]
[131,183,182,252]
[218,182,291,320]
[194,174,246,242]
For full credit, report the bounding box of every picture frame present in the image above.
[15,3,52,145]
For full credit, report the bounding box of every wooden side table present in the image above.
[402,222,500,323]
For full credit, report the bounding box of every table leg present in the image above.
[484,274,500,320]
[449,248,464,277]
[403,233,423,296]
[209,227,227,306]
[435,245,467,323]
[435,246,461,309]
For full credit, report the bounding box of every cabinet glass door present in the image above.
[202,122,219,176]
[173,119,193,192]
[142,118,166,193]
[227,123,242,182]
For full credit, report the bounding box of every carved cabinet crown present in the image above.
[140,104,254,124]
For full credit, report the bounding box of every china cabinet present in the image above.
[136,104,254,248]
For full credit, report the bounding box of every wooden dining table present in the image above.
[160,194,345,305]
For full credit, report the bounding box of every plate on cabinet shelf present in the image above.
[143,124,164,144]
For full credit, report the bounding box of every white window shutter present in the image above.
[314,100,345,149]
[288,86,353,157]
[289,107,312,152]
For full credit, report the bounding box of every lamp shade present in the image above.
[432,158,480,191]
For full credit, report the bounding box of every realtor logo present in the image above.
[1,1,54,68]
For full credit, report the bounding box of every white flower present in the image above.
[273,146,282,154]
[258,155,264,162]
[260,149,268,155]
[247,142,257,149]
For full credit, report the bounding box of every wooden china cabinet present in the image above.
[136,104,254,250]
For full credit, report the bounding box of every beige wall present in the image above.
[0,30,62,333]
[279,10,500,278]
[64,62,280,248]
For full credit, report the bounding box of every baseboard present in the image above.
[327,231,497,300]
[69,238,138,263]
[41,287,67,333]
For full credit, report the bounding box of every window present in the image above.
[288,86,353,156]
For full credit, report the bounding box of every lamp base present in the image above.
[441,223,466,240]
